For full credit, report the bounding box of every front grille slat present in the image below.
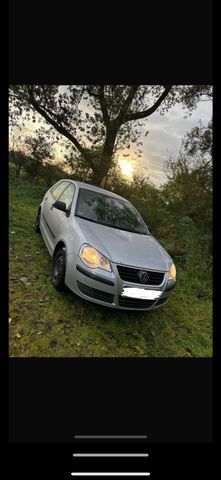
[118,296,156,309]
[77,281,114,304]
[117,265,165,285]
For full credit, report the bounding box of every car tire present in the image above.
[51,247,66,290]
[34,208,41,233]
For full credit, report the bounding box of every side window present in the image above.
[58,183,76,210]
[51,181,69,200]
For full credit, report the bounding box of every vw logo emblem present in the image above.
[138,270,149,283]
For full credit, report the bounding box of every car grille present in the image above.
[118,296,156,309]
[117,265,165,286]
[77,281,114,304]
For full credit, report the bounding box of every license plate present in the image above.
[121,287,162,300]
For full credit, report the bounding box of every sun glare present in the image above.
[119,159,134,179]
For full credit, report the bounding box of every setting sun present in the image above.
[119,159,134,179]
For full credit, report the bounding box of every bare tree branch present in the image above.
[115,85,139,125]
[27,86,94,167]
[98,86,109,126]
[124,86,172,122]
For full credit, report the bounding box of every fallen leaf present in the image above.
[20,277,28,284]
[9,317,12,324]
[16,333,21,339]
[37,331,43,335]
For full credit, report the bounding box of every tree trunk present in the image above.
[90,127,118,187]
[90,170,107,186]
[90,160,112,186]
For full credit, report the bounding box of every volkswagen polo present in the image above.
[35,180,176,310]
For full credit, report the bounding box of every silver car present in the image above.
[35,180,176,310]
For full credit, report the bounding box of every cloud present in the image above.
[139,100,212,185]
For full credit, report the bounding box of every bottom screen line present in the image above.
[73,454,149,457]
[71,473,150,477]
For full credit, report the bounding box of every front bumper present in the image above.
[65,254,176,311]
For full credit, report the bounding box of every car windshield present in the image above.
[75,188,148,235]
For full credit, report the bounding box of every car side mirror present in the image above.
[53,200,67,213]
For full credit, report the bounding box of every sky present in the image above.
[128,99,212,185]
[11,89,212,187]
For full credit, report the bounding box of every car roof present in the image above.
[59,179,128,202]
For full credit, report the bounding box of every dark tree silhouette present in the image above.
[9,85,212,186]
[24,131,53,179]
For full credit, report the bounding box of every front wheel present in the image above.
[51,248,66,290]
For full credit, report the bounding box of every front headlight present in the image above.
[168,263,176,281]
[79,244,112,272]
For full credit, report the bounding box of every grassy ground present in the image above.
[9,176,212,357]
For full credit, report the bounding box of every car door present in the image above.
[47,182,76,247]
[41,181,70,253]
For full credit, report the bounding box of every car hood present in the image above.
[75,217,172,271]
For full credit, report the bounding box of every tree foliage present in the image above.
[181,120,212,158]
[9,127,28,178]
[162,121,212,256]
[9,85,212,185]
[24,130,54,179]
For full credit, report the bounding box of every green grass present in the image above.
[9,175,212,357]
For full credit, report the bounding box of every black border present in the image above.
[6,0,216,476]
[9,1,213,84]
[9,358,212,443]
